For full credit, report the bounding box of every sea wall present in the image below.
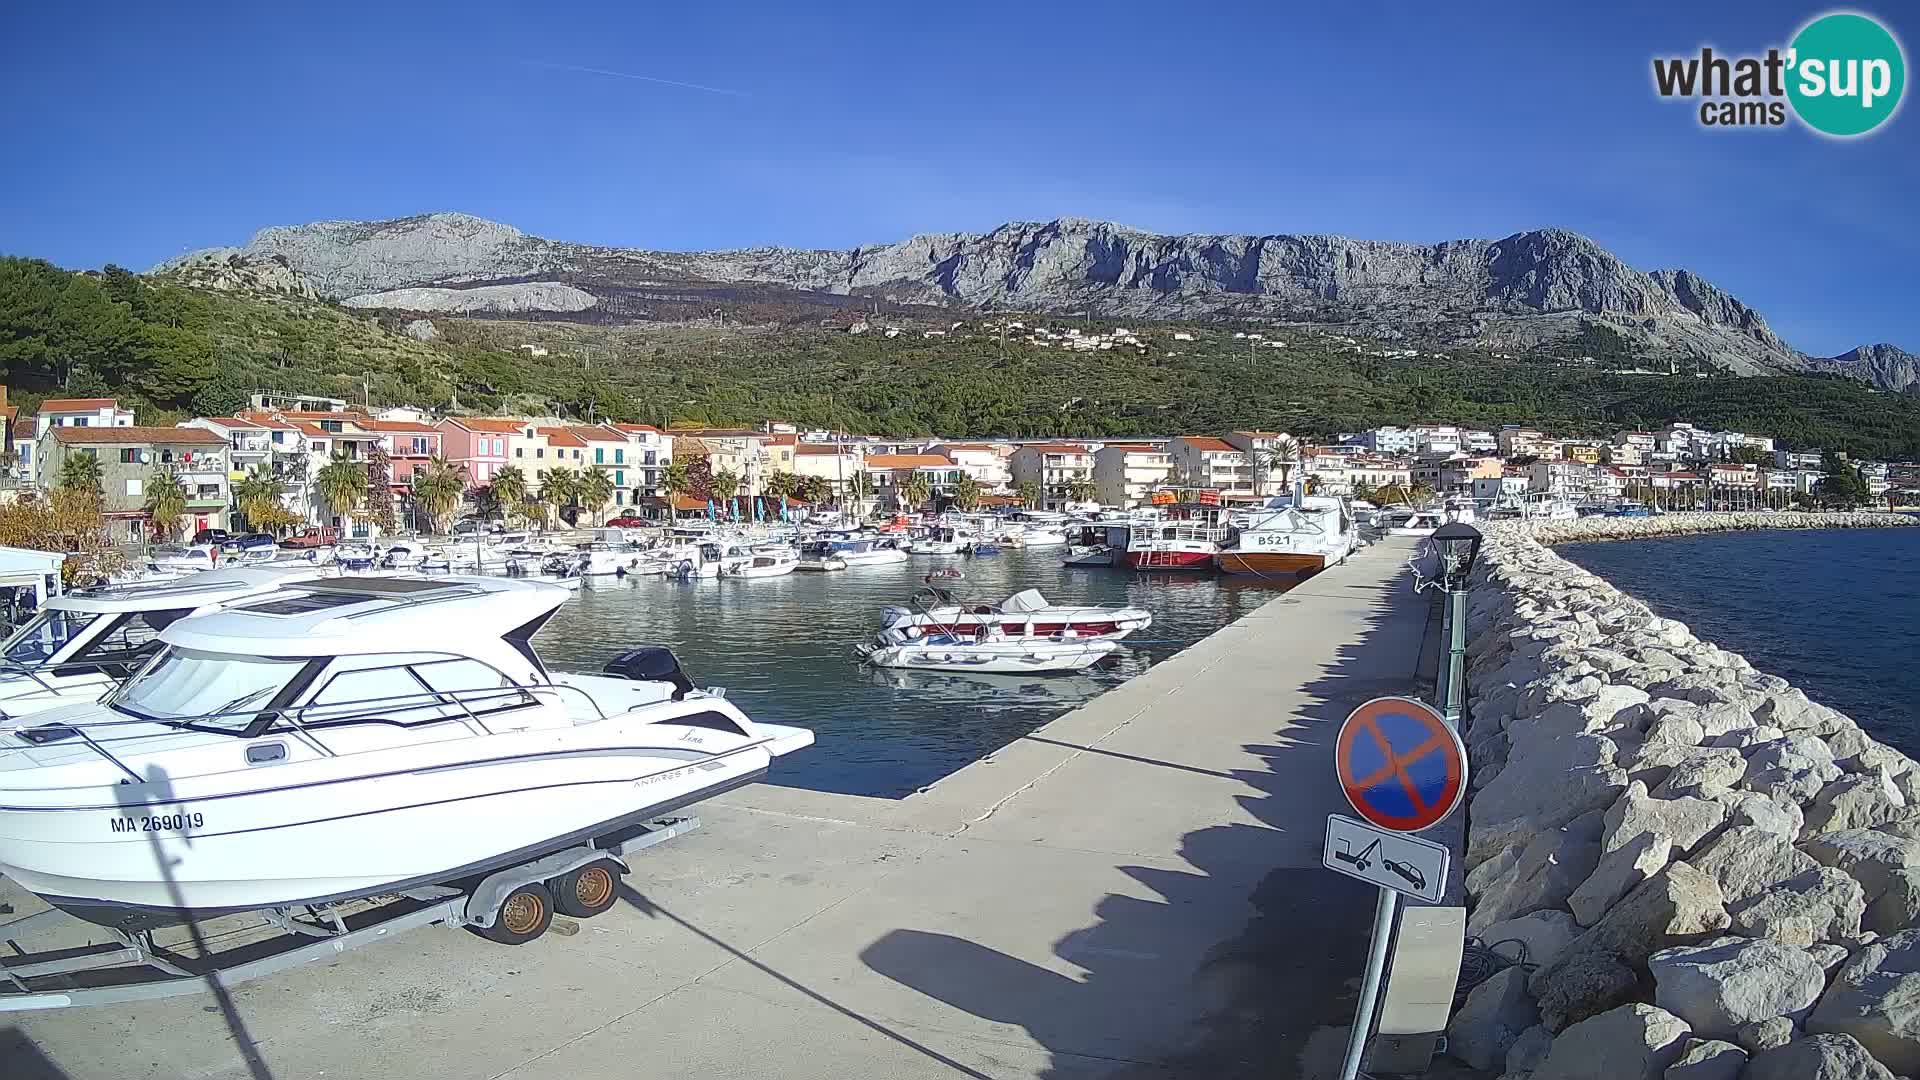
[1449,523,1920,1080]
[1502,509,1915,546]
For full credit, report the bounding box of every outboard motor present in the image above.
[603,645,696,700]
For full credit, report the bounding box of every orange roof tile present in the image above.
[1178,436,1236,452]
[611,422,662,434]
[441,417,527,435]
[38,397,121,412]
[864,453,953,469]
[53,426,225,446]
[569,426,629,442]
[537,427,590,448]
[196,416,264,429]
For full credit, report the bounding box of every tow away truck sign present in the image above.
[1322,814,1449,904]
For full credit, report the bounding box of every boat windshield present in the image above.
[1,610,102,666]
[111,647,309,732]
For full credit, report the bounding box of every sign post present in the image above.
[1328,695,1467,1080]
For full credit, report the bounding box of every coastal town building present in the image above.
[863,453,962,511]
[38,425,230,541]
[1166,436,1254,500]
[1351,426,1417,455]
[32,397,136,437]
[435,417,518,487]
[1496,426,1554,459]
[928,443,1012,490]
[1093,443,1175,506]
[791,442,866,499]
[1529,459,1599,499]
[1009,442,1096,510]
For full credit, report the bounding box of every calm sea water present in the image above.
[1560,527,1920,755]
[531,551,1285,797]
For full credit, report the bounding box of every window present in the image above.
[73,417,89,427]
[2,610,100,664]
[197,484,220,499]
[516,447,524,458]
[614,449,624,464]
[594,448,604,464]
[112,648,309,733]
[491,438,503,456]
[65,611,179,675]
[572,449,581,460]
[536,448,545,459]
[614,470,624,487]
[119,448,140,463]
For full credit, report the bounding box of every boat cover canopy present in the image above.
[1002,589,1049,613]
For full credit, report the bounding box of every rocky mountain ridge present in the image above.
[1803,344,1920,393]
[155,212,1907,385]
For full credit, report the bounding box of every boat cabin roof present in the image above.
[54,566,325,614]
[161,575,568,657]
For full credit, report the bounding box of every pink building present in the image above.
[362,419,443,486]
[435,417,518,487]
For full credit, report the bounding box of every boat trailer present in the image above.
[0,815,701,1011]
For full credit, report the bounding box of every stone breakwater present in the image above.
[1448,526,1920,1080]
[1503,509,1915,547]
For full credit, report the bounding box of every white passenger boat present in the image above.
[904,527,972,556]
[880,582,1152,641]
[0,575,813,924]
[0,567,328,723]
[857,626,1116,673]
[146,544,224,575]
[725,546,799,579]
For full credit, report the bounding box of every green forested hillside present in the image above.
[3,255,1918,458]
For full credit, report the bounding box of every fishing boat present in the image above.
[880,578,1152,640]
[0,575,813,924]
[856,625,1117,673]
[1123,505,1227,571]
[1213,495,1356,578]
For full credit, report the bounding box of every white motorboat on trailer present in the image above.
[880,579,1152,641]
[0,575,813,924]
[857,625,1116,673]
[0,567,328,722]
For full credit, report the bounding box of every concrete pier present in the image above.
[4,539,1433,1080]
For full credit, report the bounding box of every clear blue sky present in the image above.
[2,2,1914,356]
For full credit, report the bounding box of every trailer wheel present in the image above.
[553,860,622,918]
[481,883,554,944]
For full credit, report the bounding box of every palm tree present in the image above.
[800,475,832,505]
[1067,477,1098,505]
[143,468,187,541]
[843,470,874,512]
[577,466,615,526]
[232,464,286,526]
[711,468,741,508]
[537,469,578,528]
[411,456,467,534]
[1263,435,1302,495]
[901,473,932,512]
[57,452,104,502]
[314,453,368,526]
[491,465,528,516]
[952,473,982,511]
[765,471,798,501]
[1017,480,1042,508]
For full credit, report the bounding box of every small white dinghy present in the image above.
[857,625,1116,673]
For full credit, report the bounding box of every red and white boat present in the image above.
[1122,506,1228,572]
[881,584,1152,641]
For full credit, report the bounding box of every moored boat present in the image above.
[1213,495,1355,578]
[856,626,1117,673]
[880,581,1151,640]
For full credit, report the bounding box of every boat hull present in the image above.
[1213,551,1328,577]
[0,736,793,918]
[866,640,1115,673]
[1122,547,1215,571]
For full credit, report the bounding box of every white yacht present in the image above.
[0,567,327,722]
[0,575,813,923]
[904,527,973,556]
[725,545,799,579]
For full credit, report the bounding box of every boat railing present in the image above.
[0,657,152,695]
[0,679,622,782]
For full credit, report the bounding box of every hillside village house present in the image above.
[1009,443,1095,510]
[1222,430,1299,496]
[1496,426,1554,460]
[38,426,230,541]
[19,397,136,486]
[670,429,773,497]
[1092,443,1175,506]
[1166,436,1255,500]
[929,443,1013,490]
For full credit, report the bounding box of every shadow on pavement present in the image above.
[0,1027,70,1080]
[862,574,1427,1078]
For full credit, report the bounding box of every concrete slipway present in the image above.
[3,538,1436,1080]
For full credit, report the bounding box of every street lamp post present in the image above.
[1430,522,1483,729]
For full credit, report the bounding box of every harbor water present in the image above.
[533,550,1287,797]
[1561,527,1920,757]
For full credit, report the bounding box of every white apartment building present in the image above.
[1463,430,1498,454]
[1358,426,1418,455]
[1093,443,1174,506]
[1773,449,1825,471]
[1166,436,1255,499]
[1009,443,1096,510]
[1412,425,1464,456]
[930,443,1013,490]
[1529,460,1600,498]
[1496,427,1553,460]
[1472,474,1532,503]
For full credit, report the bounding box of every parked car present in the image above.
[605,514,650,528]
[191,528,231,546]
[220,533,277,553]
[451,518,500,537]
[279,526,340,549]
